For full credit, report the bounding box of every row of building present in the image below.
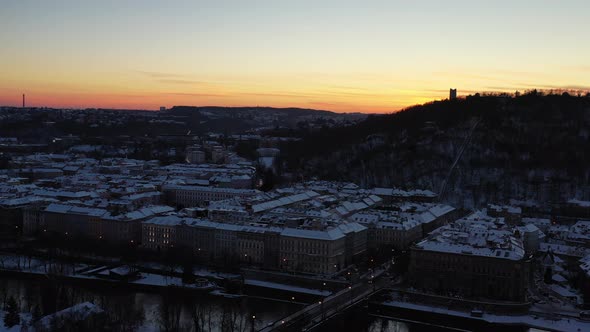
[0,155,463,276]
[142,214,366,275]
[27,181,457,275]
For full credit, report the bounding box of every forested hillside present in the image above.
[282,92,590,208]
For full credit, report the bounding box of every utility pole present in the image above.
[22,94,25,108]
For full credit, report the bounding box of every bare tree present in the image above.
[220,301,249,332]
[101,295,145,332]
[158,290,182,332]
[189,301,214,332]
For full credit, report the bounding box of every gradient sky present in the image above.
[1,0,589,113]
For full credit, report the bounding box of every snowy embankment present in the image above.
[0,311,31,332]
[0,254,220,291]
[0,302,101,332]
[382,300,590,332]
[244,279,331,296]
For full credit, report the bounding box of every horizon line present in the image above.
[2,88,589,114]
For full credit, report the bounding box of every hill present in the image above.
[0,105,367,141]
[164,106,367,133]
[282,92,590,208]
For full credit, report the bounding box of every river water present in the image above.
[0,276,479,331]
[0,276,301,331]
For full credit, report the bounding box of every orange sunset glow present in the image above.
[1,1,589,113]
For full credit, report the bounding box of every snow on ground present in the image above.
[139,262,239,279]
[37,302,103,329]
[209,289,244,299]
[0,303,102,332]
[135,272,216,290]
[383,300,590,332]
[0,254,85,276]
[0,253,222,290]
[0,254,238,282]
[0,311,32,332]
[244,279,331,296]
[193,267,240,280]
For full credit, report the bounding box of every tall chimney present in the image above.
[22,94,25,108]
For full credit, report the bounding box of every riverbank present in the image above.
[0,275,303,331]
[0,252,335,303]
[372,299,590,332]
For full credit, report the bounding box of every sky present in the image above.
[1,0,589,113]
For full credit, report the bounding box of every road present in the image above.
[259,266,391,331]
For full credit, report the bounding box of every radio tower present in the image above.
[22,94,25,108]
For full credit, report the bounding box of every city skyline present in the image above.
[1,0,589,113]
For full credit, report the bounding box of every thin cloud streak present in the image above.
[164,92,227,97]
[157,79,209,85]
[135,70,188,79]
[240,92,310,98]
[516,83,590,91]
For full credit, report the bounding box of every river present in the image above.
[1,276,530,331]
[0,276,301,331]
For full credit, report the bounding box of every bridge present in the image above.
[258,267,390,332]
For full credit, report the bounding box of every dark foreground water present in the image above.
[0,276,302,331]
[0,276,492,331]
[318,308,457,332]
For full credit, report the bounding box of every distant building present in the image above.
[159,106,166,111]
[42,203,174,243]
[372,188,438,203]
[578,255,590,305]
[211,145,226,164]
[521,224,543,253]
[161,184,260,208]
[186,146,206,164]
[487,204,522,225]
[141,214,367,275]
[350,204,459,250]
[408,212,532,302]
[449,89,457,100]
[257,148,280,172]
